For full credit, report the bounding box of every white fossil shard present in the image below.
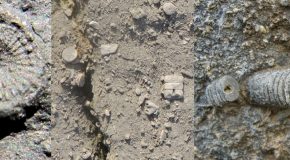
[162,74,184,100]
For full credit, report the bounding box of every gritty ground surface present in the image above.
[194,0,290,159]
[0,0,51,159]
[52,0,195,159]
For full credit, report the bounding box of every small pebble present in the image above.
[280,0,290,6]
[164,122,172,129]
[135,87,142,96]
[181,70,194,78]
[159,130,167,143]
[84,100,91,107]
[141,140,148,148]
[130,8,146,19]
[162,2,177,15]
[104,109,111,117]
[100,44,119,56]
[144,100,159,116]
[125,133,131,141]
[81,149,92,160]
[153,0,160,4]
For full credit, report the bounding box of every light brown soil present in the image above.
[52,0,195,159]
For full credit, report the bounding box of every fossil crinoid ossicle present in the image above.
[248,68,290,108]
[0,3,47,118]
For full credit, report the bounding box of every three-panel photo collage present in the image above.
[0,0,289,159]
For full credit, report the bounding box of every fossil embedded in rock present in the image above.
[205,75,240,106]
[248,68,290,107]
[0,3,46,118]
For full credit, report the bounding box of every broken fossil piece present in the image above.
[161,75,184,100]
[71,72,86,87]
[60,0,75,17]
[248,68,290,108]
[198,75,240,107]
[62,46,79,63]
[0,3,47,118]
[144,100,159,116]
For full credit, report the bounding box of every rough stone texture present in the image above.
[194,0,290,159]
[0,2,48,118]
[248,68,290,108]
[0,0,51,159]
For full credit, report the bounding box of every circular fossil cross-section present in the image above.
[205,75,240,106]
[0,3,46,118]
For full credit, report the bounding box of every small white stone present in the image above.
[125,133,131,141]
[141,140,148,148]
[280,0,290,6]
[162,2,177,15]
[153,0,160,4]
[159,130,167,143]
[62,46,78,63]
[135,87,142,96]
[144,100,159,116]
[84,100,91,107]
[88,21,100,30]
[104,109,111,117]
[100,44,119,56]
[130,8,146,19]
[164,122,172,129]
[74,73,85,87]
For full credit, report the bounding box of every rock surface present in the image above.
[194,0,290,159]
[0,0,51,159]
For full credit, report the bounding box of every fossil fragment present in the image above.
[161,74,184,100]
[60,0,75,17]
[248,69,290,107]
[62,46,79,63]
[205,75,240,106]
[0,3,46,118]
[144,100,159,116]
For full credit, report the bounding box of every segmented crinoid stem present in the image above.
[205,75,240,106]
[0,3,46,118]
[248,68,290,107]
